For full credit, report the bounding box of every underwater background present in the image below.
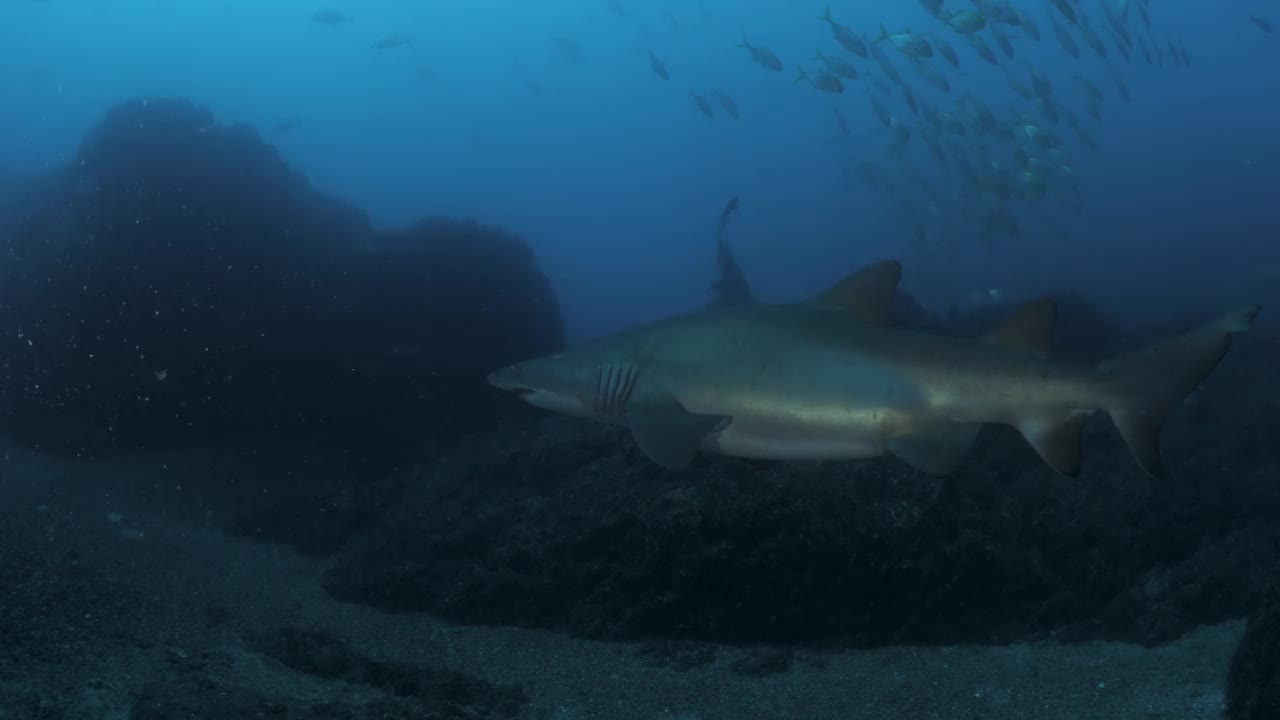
[1,0,1278,718]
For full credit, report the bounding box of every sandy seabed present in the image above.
[0,443,1237,720]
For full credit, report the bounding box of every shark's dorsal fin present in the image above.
[983,298,1057,358]
[709,196,755,308]
[814,259,902,324]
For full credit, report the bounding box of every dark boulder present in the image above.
[1227,573,1280,720]
[0,98,561,473]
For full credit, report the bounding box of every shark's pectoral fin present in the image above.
[1016,413,1086,477]
[888,422,982,476]
[626,398,728,470]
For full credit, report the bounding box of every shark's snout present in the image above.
[487,364,537,398]
[486,365,518,390]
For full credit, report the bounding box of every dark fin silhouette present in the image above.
[1016,413,1086,477]
[709,196,755,307]
[889,422,982,476]
[813,259,902,324]
[1098,305,1259,478]
[626,396,728,469]
[983,298,1057,358]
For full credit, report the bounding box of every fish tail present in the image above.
[819,6,832,24]
[735,32,749,48]
[874,23,889,43]
[793,67,809,84]
[1096,305,1260,478]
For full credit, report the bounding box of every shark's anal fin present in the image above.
[814,259,902,324]
[983,298,1057,358]
[626,397,728,470]
[888,422,982,476]
[1016,412,1086,477]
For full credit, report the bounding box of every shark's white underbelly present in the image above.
[703,412,889,460]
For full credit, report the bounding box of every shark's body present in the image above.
[489,204,1258,477]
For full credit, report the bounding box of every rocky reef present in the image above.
[0,98,562,474]
[1227,572,1280,720]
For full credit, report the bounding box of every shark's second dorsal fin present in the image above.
[814,259,902,324]
[983,298,1057,358]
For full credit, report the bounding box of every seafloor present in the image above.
[2,331,1275,719]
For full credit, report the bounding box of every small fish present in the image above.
[973,0,1022,26]
[875,24,933,58]
[690,90,714,117]
[371,34,413,49]
[867,91,892,126]
[735,33,783,71]
[909,56,950,92]
[1004,67,1033,99]
[310,10,353,25]
[968,34,999,65]
[832,105,851,137]
[1112,34,1130,62]
[1049,0,1077,24]
[795,67,844,94]
[1017,10,1041,41]
[918,0,945,17]
[553,36,584,63]
[1175,37,1191,66]
[901,85,919,115]
[1079,23,1108,57]
[710,90,739,119]
[1050,15,1080,58]
[940,9,987,34]
[991,24,1016,59]
[867,40,904,85]
[818,6,870,58]
[813,48,858,79]
[648,51,669,79]
[931,32,961,67]
[1109,68,1131,101]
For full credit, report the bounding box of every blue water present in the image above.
[4,1,1277,341]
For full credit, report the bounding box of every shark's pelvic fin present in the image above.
[1096,304,1260,479]
[888,422,982,476]
[983,298,1057,358]
[626,395,729,469]
[813,259,902,324]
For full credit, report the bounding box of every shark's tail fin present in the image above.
[1098,305,1259,478]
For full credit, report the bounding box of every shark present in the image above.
[488,203,1259,478]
